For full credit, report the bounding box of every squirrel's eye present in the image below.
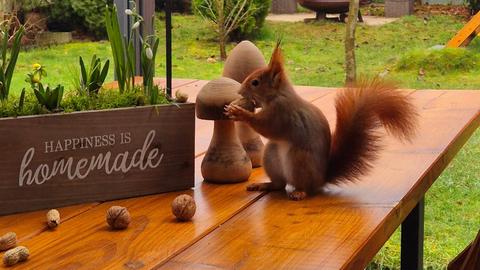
[251,79,260,87]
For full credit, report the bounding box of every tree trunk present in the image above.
[345,0,360,84]
[219,35,227,60]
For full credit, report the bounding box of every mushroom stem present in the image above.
[212,120,238,143]
[236,122,264,168]
[201,120,252,183]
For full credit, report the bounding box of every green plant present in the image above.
[124,4,161,104]
[105,3,136,93]
[25,63,47,88]
[20,0,52,12]
[193,0,270,41]
[25,63,63,112]
[465,0,480,15]
[0,25,24,101]
[45,0,81,32]
[76,55,110,95]
[32,83,64,112]
[193,0,258,60]
[396,48,480,73]
[70,0,108,38]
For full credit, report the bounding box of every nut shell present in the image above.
[3,246,29,266]
[46,209,61,229]
[171,194,196,221]
[0,232,17,251]
[106,206,131,230]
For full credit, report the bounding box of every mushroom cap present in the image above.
[223,40,267,83]
[196,77,241,120]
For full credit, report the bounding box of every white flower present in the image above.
[125,9,133,15]
[145,47,153,60]
[131,21,141,30]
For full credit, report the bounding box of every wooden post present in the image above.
[401,197,424,270]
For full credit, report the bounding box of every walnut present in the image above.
[171,194,196,221]
[46,209,61,229]
[3,246,29,266]
[0,232,17,251]
[106,206,131,230]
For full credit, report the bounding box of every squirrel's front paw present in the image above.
[224,104,251,121]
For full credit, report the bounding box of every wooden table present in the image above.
[0,80,479,270]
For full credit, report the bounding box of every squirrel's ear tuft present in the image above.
[268,41,284,87]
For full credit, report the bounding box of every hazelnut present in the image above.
[0,232,17,251]
[3,246,29,266]
[175,90,189,103]
[171,194,196,221]
[106,206,131,230]
[46,209,61,229]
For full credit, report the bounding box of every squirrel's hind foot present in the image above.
[288,191,307,201]
[247,182,279,191]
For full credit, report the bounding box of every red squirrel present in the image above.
[225,43,417,200]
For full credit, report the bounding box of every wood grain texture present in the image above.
[0,103,196,215]
[0,81,478,270]
[161,90,480,270]
[0,203,98,242]
[0,81,333,270]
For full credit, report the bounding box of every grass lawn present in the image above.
[10,14,480,269]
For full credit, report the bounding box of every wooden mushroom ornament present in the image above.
[223,40,266,167]
[196,77,252,183]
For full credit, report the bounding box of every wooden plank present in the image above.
[0,85,337,269]
[446,11,480,48]
[0,103,195,215]
[0,203,98,242]
[0,79,200,241]
[160,90,480,270]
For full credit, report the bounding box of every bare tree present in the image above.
[345,0,360,84]
[196,0,256,60]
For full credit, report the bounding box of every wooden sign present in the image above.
[0,104,195,215]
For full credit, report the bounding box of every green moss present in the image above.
[0,87,170,119]
[396,48,480,73]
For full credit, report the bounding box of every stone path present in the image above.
[266,13,398,26]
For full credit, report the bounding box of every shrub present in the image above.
[46,0,107,38]
[396,48,480,73]
[192,0,271,40]
[466,0,480,15]
[19,0,51,12]
[46,0,81,32]
[71,0,107,38]
[192,0,259,60]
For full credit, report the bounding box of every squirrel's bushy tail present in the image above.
[326,77,417,183]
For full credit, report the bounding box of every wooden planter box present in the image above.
[0,104,195,215]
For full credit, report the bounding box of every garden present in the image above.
[0,0,479,269]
